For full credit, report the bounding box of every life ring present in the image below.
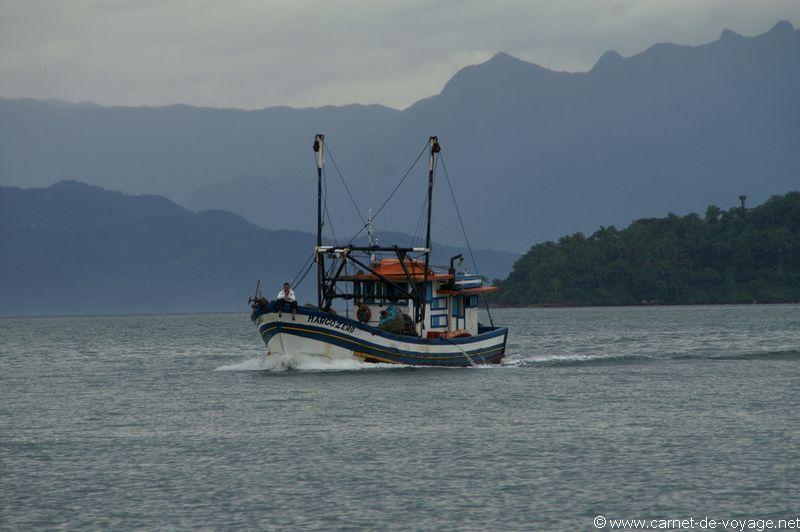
[356,304,371,323]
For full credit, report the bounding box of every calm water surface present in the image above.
[2,306,799,530]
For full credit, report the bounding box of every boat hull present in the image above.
[251,303,507,367]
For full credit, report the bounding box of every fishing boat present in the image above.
[249,135,508,367]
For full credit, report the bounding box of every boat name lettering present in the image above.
[307,315,355,333]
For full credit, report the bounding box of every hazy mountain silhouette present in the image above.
[0,182,516,315]
[2,21,798,252]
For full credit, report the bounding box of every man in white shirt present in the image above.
[276,282,297,320]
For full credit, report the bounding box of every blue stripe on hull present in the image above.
[258,321,506,367]
[252,302,507,346]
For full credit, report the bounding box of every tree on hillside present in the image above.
[494,192,800,306]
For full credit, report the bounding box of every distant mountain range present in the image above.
[1,21,798,253]
[0,181,517,316]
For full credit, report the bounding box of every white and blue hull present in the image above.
[251,303,507,367]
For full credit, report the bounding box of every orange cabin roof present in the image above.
[338,258,451,281]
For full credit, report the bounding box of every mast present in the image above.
[313,134,325,308]
[419,136,440,326]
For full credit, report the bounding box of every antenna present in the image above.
[367,208,377,263]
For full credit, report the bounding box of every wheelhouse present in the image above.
[304,135,499,340]
[336,257,497,337]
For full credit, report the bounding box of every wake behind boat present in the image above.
[249,135,508,367]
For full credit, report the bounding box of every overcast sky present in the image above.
[1,0,798,110]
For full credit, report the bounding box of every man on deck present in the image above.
[276,282,297,320]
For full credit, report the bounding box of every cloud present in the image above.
[1,0,798,109]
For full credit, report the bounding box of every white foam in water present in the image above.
[501,353,596,366]
[215,353,283,371]
[215,353,405,372]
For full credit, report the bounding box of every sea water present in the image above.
[1,306,799,530]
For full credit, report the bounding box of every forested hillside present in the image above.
[495,193,800,306]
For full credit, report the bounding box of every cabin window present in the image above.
[430,314,447,328]
[384,282,408,302]
[425,283,433,301]
[398,282,410,296]
[466,295,479,308]
[364,282,376,304]
[384,282,396,302]
[452,296,464,318]
[430,296,447,310]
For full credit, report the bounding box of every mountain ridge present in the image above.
[3,19,795,112]
[1,20,798,252]
[0,181,517,316]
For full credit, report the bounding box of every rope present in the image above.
[290,251,316,288]
[349,140,429,243]
[326,254,339,278]
[423,154,439,248]
[322,165,338,244]
[324,203,338,243]
[325,142,367,227]
[439,154,495,327]
[292,255,317,291]
[411,194,428,248]
[441,336,476,367]
[344,260,350,318]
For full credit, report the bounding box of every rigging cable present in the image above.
[322,165,338,244]
[290,251,316,288]
[348,140,429,243]
[440,336,476,366]
[325,142,367,227]
[439,154,495,327]
[411,193,429,249]
[292,253,317,292]
[324,203,338,244]
[289,162,329,290]
[344,259,350,318]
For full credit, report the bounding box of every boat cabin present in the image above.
[306,135,500,341]
[339,257,497,337]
